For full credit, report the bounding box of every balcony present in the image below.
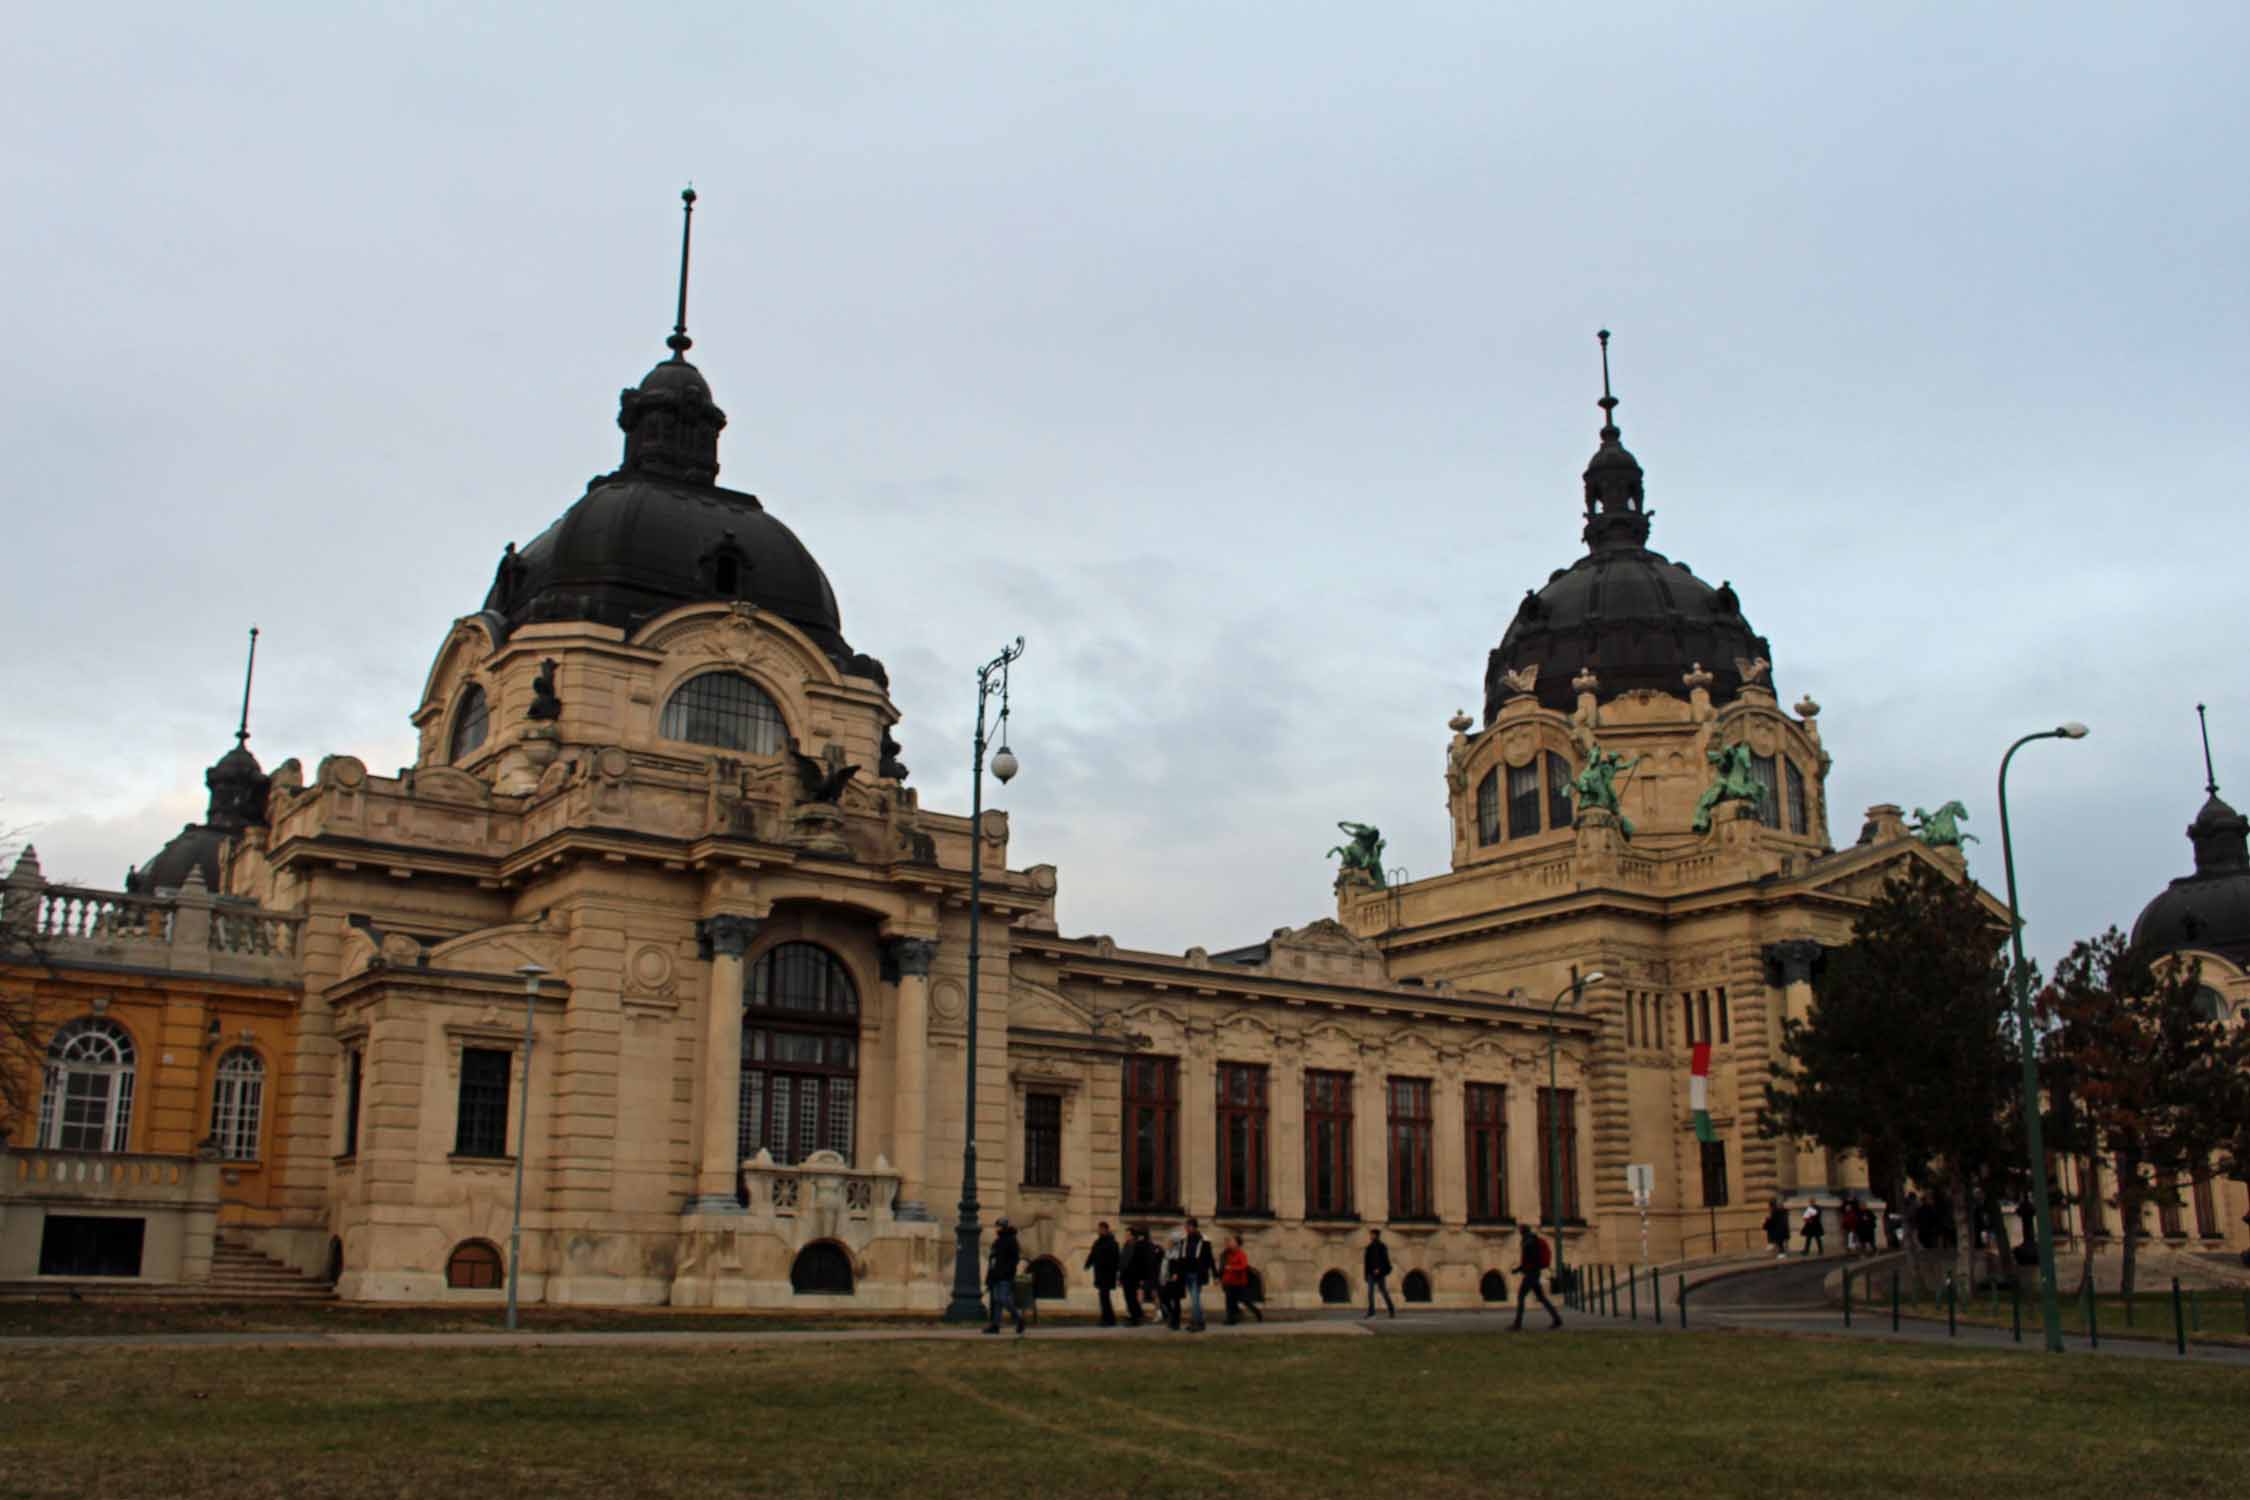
[3,854,301,986]
[0,1148,222,1284]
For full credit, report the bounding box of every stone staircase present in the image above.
[206,1237,334,1301]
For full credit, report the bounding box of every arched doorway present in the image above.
[791,1241,855,1295]
[1319,1269,1350,1304]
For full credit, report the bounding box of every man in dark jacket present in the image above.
[1180,1217,1217,1332]
[1119,1227,1154,1325]
[1086,1221,1121,1327]
[983,1217,1026,1336]
[1363,1228,1396,1319]
[1510,1224,1561,1330]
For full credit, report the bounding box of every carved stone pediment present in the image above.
[1268,918,1381,958]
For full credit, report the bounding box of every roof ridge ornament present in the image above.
[668,185,696,358]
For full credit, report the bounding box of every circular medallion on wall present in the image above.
[931,979,966,1021]
[631,944,675,994]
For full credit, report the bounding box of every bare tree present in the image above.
[1,829,51,1135]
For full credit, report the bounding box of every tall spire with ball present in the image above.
[617,185,728,485]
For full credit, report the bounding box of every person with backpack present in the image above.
[1510,1224,1561,1330]
[1363,1228,1397,1319]
[1219,1233,1263,1325]
[982,1217,1026,1336]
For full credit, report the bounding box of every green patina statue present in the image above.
[1570,745,1640,839]
[1327,821,1387,886]
[1691,741,1765,833]
[1911,800,1978,847]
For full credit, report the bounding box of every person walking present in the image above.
[1763,1198,1790,1261]
[1219,1233,1264,1325]
[1363,1228,1397,1319]
[1086,1221,1121,1327]
[1159,1226,1186,1330]
[983,1217,1026,1336]
[1510,1224,1561,1330]
[1800,1201,1825,1257]
[1125,1226,1160,1325]
[1180,1217,1216,1332]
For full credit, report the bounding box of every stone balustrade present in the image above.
[740,1150,904,1233]
[3,862,301,984]
[6,1148,221,1208]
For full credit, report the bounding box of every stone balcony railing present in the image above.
[738,1150,913,1242]
[3,1147,222,1209]
[3,853,301,985]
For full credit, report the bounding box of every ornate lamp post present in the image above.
[508,961,550,1331]
[942,638,1024,1323]
[1546,970,1601,1293]
[1997,721,2087,1355]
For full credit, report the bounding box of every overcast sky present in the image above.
[3,2,2241,978]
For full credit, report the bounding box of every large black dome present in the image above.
[1484,336,1772,722]
[2131,789,2250,966]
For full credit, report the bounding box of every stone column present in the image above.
[1763,940,1826,1194]
[691,914,760,1211]
[883,936,939,1220]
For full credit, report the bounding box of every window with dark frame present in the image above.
[342,1047,363,1157]
[2157,1174,2184,1237]
[1475,770,1500,846]
[2193,1175,2219,1237]
[1122,1056,1179,1211]
[209,1047,264,1161]
[1785,758,1809,834]
[1023,1091,1062,1188]
[1700,1138,1730,1207]
[446,1239,503,1289]
[660,670,788,754]
[1681,993,1696,1045]
[739,943,861,1167]
[1304,1069,1354,1217]
[454,1047,512,1158]
[1545,751,1574,831]
[1216,1063,1269,1214]
[1506,762,1542,839]
[1465,1083,1508,1221]
[1751,754,1782,829]
[1623,994,1635,1047]
[1717,986,1730,1044]
[1535,1087,1581,1221]
[1697,991,1712,1047]
[1387,1077,1434,1219]
[449,684,489,762]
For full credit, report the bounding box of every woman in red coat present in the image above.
[1219,1235,1264,1325]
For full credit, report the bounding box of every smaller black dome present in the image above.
[2131,790,2250,965]
[128,824,226,896]
[127,733,268,896]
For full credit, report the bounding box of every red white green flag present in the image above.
[1690,1042,1716,1144]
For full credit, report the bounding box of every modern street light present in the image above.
[1546,970,1602,1294]
[1997,721,2088,1355]
[508,961,550,1332]
[943,637,1024,1323]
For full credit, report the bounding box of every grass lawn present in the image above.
[2,1330,2244,1499]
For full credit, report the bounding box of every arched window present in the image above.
[448,684,489,762]
[1480,1269,1509,1303]
[740,943,860,1166]
[446,1239,504,1289]
[1030,1257,1067,1300]
[2192,987,2226,1022]
[661,671,786,754]
[1402,1270,1433,1303]
[1318,1269,1350,1304]
[209,1047,265,1160]
[1475,770,1500,846]
[1507,761,1542,839]
[1751,754,1782,829]
[791,1241,855,1295]
[38,1018,136,1153]
[1545,751,1575,831]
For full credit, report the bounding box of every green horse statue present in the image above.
[1571,745,1640,838]
[1691,741,1765,833]
[1911,800,1978,847]
[1328,821,1387,886]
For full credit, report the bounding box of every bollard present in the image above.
[1678,1274,1687,1329]
[2011,1277,2021,1344]
[1946,1276,1957,1338]
[2189,1289,2200,1334]
[2085,1280,2099,1349]
[2125,1287,2135,1329]
[1652,1270,1662,1325]
[1630,1266,1639,1321]
[1843,1266,1852,1327]
[1891,1268,1900,1332]
[2173,1278,2186,1357]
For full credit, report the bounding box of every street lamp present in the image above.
[1546,970,1602,1294]
[508,961,549,1332]
[943,637,1024,1323]
[1997,721,2088,1355]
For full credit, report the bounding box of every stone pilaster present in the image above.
[882,935,939,1219]
[1272,1038,1306,1222]
[1759,940,1826,1195]
[1355,1053,1387,1220]
[1183,1022,1218,1215]
[690,914,759,1211]
[1433,1050,1467,1225]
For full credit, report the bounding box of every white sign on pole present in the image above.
[1625,1163,1654,1205]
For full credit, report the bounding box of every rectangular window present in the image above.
[1216,1063,1269,1214]
[1387,1077,1434,1218]
[1507,762,1542,839]
[1682,994,1696,1045]
[2193,1175,2219,1238]
[1700,1138,1730,1207]
[342,1048,363,1157]
[2079,1156,2106,1237]
[1536,1087,1580,1222]
[1121,1056,1179,1211]
[1545,751,1575,831]
[1752,754,1782,829]
[454,1047,512,1158]
[1717,986,1730,1044]
[1465,1083,1508,1221]
[1304,1069,1354,1217]
[1786,759,1809,835]
[1476,771,1500,846]
[2157,1174,2183,1237]
[1023,1091,1062,1188]
[1623,994,1635,1047]
[1697,991,1713,1047]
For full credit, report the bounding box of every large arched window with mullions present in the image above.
[448,684,490,762]
[739,943,860,1166]
[38,1018,137,1153]
[661,671,787,755]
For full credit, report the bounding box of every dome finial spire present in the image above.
[235,625,259,749]
[1597,328,1619,439]
[2198,702,2219,797]
[668,185,697,357]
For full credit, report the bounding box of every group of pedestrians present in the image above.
[1761,1194,1904,1260]
[1005,1218,1561,1333]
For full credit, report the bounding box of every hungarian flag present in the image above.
[1690,1043,1716,1144]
